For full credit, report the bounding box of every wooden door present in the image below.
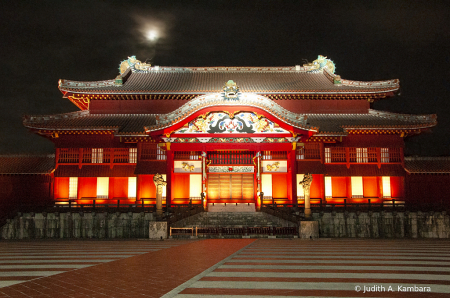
[207,174,254,200]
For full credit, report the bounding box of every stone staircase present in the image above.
[171,211,297,228]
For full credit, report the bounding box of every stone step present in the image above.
[171,212,296,228]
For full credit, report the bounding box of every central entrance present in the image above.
[207,174,254,201]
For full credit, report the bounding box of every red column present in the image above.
[136,175,141,202]
[166,148,173,208]
[346,176,352,200]
[55,148,60,170]
[290,149,297,206]
[377,176,383,201]
[320,175,325,204]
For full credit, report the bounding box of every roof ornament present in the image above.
[222,80,240,100]
[118,55,152,74]
[304,55,336,74]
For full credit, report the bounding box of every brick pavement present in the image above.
[0,239,254,297]
[1,239,450,297]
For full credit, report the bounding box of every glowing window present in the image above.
[92,148,103,163]
[261,174,273,197]
[157,146,166,160]
[382,176,391,198]
[356,148,368,163]
[189,174,202,199]
[296,147,305,160]
[381,148,389,163]
[296,174,305,198]
[351,176,363,198]
[69,177,78,199]
[128,177,136,198]
[325,148,331,163]
[325,176,332,198]
[129,148,137,163]
[96,177,109,199]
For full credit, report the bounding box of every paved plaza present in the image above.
[0,239,449,297]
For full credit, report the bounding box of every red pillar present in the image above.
[377,176,383,201]
[166,148,173,208]
[290,149,297,206]
[136,175,141,202]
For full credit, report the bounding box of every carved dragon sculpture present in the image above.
[304,55,336,74]
[266,162,280,171]
[182,162,195,172]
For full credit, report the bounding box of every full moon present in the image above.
[146,30,158,41]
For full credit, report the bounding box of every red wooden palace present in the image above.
[22,55,438,211]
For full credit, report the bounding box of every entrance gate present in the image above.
[207,174,254,201]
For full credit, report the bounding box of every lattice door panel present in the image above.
[207,174,254,200]
[242,174,254,200]
[219,174,231,199]
[231,175,242,199]
[207,174,220,200]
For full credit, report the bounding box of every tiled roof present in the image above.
[306,110,437,135]
[54,165,136,177]
[0,155,55,174]
[24,111,156,135]
[59,66,399,95]
[404,157,450,174]
[325,164,405,176]
[23,107,436,136]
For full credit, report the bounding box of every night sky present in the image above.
[1,0,449,156]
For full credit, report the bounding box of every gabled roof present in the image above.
[404,157,450,174]
[59,66,399,96]
[0,155,55,174]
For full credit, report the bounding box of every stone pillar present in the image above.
[153,173,167,219]
[299,220,319,239]
[299,173,313,218]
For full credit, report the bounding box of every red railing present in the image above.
[323,147,402,164]
[208,151,254,165]
[57,148,136,164]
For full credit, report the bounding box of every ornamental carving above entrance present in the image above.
[174,112,289,134]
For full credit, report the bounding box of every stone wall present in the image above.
[312,211,450,238]
[2,210,449,239]
[1,212,155,240]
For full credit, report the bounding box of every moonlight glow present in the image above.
[146,30,158,41]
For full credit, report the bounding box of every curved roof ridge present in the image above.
[146,94,315,132]
[59,64,400,95]
[368,109,437,123]
[24,110,89,124]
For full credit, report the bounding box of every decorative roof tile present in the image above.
[0,155,55,174]
[404,157,450,174]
